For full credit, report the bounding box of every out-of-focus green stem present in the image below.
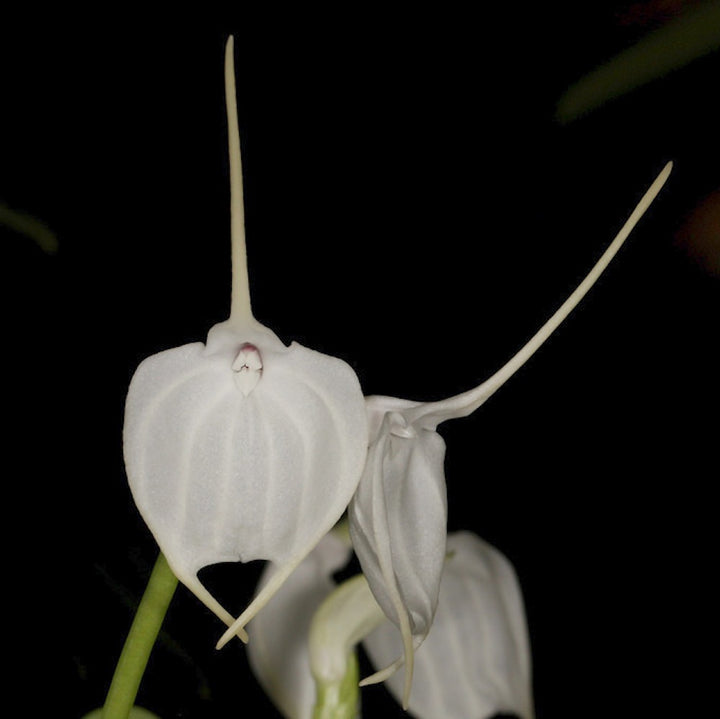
[102,553,178,719]
[310,573,387,719]
[313,651,360,719]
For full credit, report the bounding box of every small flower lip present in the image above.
[232,343,263,395]
[232,342,262,370]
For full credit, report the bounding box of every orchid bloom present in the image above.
[348,161,673,703]
[122,32,672,713]
[123,38,368,644]
[247,528,533,719]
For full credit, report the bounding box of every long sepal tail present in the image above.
[225,36,253,326]
[407,161,673,428]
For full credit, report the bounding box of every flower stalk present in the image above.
[312,652,360,719]
[101,553,178,719]
[309,574,387,719]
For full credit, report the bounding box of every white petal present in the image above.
[247,531,353,719]
[124,319,368,639]
[363,531,534,719]
[348,402,448,703]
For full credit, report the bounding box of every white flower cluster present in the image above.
[122,37,671,719]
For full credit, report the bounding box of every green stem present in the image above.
[309,573,387,719]
[102,553,178,719]
[313,651,360,719]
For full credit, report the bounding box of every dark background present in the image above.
[3,4,718,718]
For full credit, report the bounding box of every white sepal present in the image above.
[122,37,369,644]
[363,531,534,719]
[124,319,368,641]
[348,397,448,706]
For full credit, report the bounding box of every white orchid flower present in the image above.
[122,38,368,645]
[246,528,532,719]
[363,531,534,719]
[348,161,673,703]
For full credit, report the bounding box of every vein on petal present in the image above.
[177,386,236,551]
[212,389,244,555]
[132,354,216,443]
[133,363,220,521]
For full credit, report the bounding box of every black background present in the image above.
[3,4,718,718]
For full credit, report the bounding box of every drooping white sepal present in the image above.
[363,531,534,719]
[348,396,448,706]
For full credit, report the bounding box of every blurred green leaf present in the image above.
[556,0,720,122]
[0,202,58,254]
